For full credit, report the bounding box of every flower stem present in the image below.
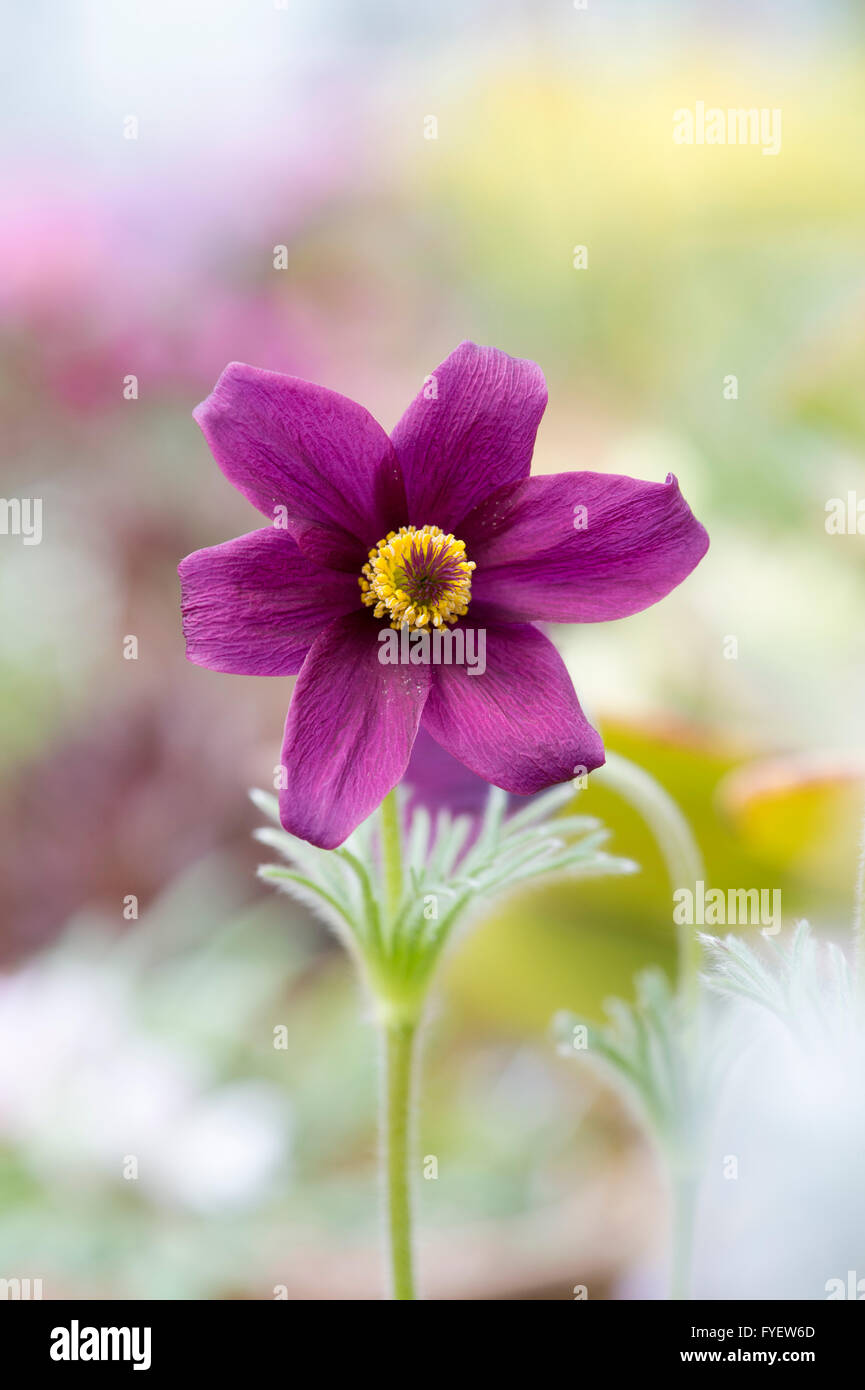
[852,796,865,1007]
[377,788,418,1298]
[382,1019,418,1299]
[594,753,704,1300]
[380,789,403,927]
[596,752,704,1009]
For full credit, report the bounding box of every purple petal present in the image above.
[390,342,547,533]
[402,726,541,852]
[421,620,604,795]
[179,528,360,675]
[463,472,709,622]
[278,612,431,848]
[193,362,406,571]
[403,726,496,819]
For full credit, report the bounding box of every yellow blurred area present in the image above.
[448,720,865,1030]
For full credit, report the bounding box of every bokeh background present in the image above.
[2,0,865,1299]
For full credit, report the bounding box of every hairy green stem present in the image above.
[853,797,865,1007]
[595,752,704,1009]
[382,1020,418,1300]
[380,790,404,929]
[594,753,704,1300]
[377,789,419,1298]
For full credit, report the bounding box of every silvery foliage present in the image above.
[700,919,858,1052]
[554,968,733,1168]
[555,921,860,1173]
[251,783,635,989]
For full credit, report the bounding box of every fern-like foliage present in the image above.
[252,783,635,1002]
[700,920,857,1053]
[554,968,730,1167]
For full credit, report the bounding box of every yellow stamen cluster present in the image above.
[359,524,476,630]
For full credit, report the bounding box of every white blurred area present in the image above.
[696,998,865,1299]
[0,0,840,169]
[0,941,290,1214]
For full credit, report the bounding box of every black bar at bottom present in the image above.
[1,1297,859,1375]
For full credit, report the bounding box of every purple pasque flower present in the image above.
[179,342,708,849]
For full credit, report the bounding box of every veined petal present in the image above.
[422,620,604,795]
[403,726,496,819]
[463,472,708,622]
[193,362,406,571]
[278,612,431,848]
[179,528,359,676]
[390,342,547,533]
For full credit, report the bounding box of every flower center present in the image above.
[359,525,476,630]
